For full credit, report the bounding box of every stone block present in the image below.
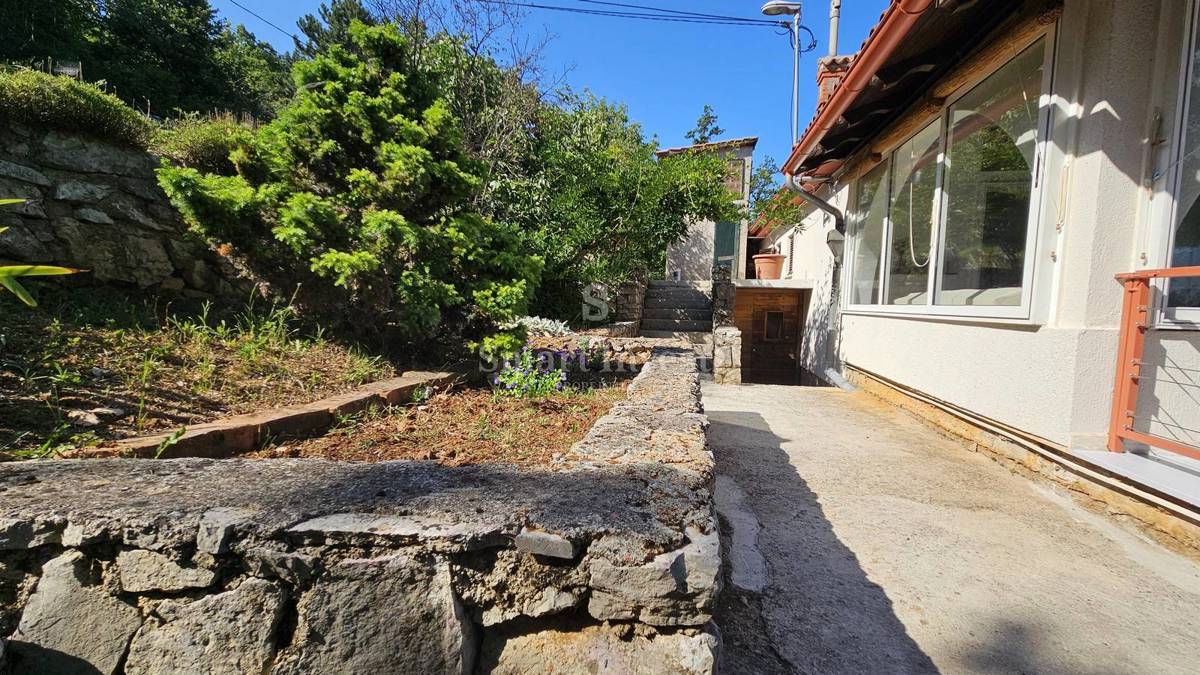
[39,131,154,176]
[0,178,45,218]
[0,159,50,187]
[116,550,216,592]
[74,207,114,225]
[0,517,63,550]
[713,346,733,369]
[124,578,285,675]
[197,507,254,554]
[273,554,477,674]
[7,551,142,675]
[246,549,318,584]
[108,195,174,232]
[53,180,113,202]
[125,236,174,286]
[588,525,719,627]
[514,528,578,559]
[481,622,720,675]
[0,223,51,260]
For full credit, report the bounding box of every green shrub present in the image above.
[0,70,153,148]
[153,113,255,175]
[157,22,541,356]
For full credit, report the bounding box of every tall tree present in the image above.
[0,0,291,118]
[294,0,376,57]
[685,104,724,145]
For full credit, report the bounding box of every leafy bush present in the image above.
[517,315,572,337]
[153,113,255,175]
[485,93,739,319]
[492,349,566,398]
[157,22,541,356]
[0,70,153,148]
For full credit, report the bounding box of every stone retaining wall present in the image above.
[0,347,719,674]
[613,281,646,326]
[0,124,250,296]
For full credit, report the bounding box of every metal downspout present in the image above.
[782,175,846,386]
[783,175,844,235]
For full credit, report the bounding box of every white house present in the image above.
[768,0,1200,541]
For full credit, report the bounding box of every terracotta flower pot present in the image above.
[753,253,786,280]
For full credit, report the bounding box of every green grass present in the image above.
[0,69,153,148]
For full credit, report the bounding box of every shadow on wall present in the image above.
[708,409,937,674]
[798,210,843,381]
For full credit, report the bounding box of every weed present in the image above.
[492,349,567,399]
[154,427,188,459]
[135,354,160,431]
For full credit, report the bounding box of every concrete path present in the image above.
[704,382,1200,675]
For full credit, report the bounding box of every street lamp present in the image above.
[761,1,803,146]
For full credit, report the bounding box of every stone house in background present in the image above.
[657,136,757,282]
[767,0,1200,531]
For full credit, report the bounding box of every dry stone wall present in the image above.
[0,123,250,296]
[0,347,720,674]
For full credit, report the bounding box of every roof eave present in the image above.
[782,0,936,177]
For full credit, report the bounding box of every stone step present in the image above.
[641,307,713,321]
[642,295,713,310]
[643,288,713,301]
[649,279,713,291]
[639,319,713,333]
[638,330,714,347]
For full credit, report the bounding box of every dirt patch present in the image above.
[0,287,393,459]
[247,381,628,467]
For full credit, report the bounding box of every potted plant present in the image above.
[753,245,786,280]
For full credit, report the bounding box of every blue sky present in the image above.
[211,0,888,168]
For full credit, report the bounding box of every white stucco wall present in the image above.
[783,0,1200,450]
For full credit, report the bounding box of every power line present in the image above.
[569,0,784,25]
[226,0,301,42]
[474,0,791,28]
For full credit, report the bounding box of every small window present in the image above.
[763,311,785,342]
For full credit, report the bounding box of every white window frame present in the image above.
[842,26,1058,322]
[1147,0,1200,328]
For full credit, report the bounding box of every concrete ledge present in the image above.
[0,348,719,673]
[80,371,459,458]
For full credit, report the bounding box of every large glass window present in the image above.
[844,36,1050,316]
[849,161,889,304]
[938,42,1044,306]
[887,121,941,304]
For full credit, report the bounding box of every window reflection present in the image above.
[849,161,889,304]
[937,39,1044,306]
[886,121,940,305]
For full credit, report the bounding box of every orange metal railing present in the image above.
[1108,265,1200,460]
